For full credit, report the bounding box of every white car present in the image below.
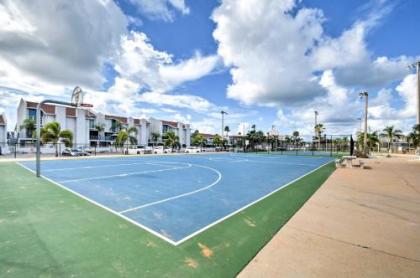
[153,146,164,154]
[185,146,200,153]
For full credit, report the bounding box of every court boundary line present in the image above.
[42,161,174,172]
[173,160,333,245]
[58,162,192,183]
[16,157,333,246]
[119,164,222,213]
[16,162,178,246]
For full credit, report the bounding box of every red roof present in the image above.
[86,110,96,118]
[105,115,128,124]
[162,120,178,127]
[26,101,55,114]
[199,133,215,139]
[0,115,5,125]
[66,107,76,117]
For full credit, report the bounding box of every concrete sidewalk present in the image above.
[239,156,420,277]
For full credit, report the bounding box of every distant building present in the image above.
[0,113,6,143]
[16,99,91,145]
[198,133,215,145]
[149,118,191,147]
[16,99,152,147]
[88,113,149,147]
[0,113,9,154]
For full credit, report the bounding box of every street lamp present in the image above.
[357,117,362,133]
[408,61,420,125]
[221,110,228,138]
[314,110,318,149]
[359,92,368,156]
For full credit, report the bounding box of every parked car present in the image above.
[153,146,164,154]
[75,148,90,156]
[163,147,173,154]
[185,146,200,153]
[62,148,90,156]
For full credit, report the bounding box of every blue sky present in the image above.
[0,0,418,136]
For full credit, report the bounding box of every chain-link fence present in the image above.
[231,134,353,157]
[0,134,353,159]
[0,141,196,159]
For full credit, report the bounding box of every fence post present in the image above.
[330,135,333,157]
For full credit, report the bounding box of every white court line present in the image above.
[17,158,333,246]
[16,162,178,246]
[210,156,317,166]
[173,160,333,245]
[59,162,192,183]
[119,164,222,213]
[42,161,161,172]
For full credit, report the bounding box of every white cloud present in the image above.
[0,1,220,128]
[137,92,214,112]
[129,0,189,21]
[160,53,220,88]
[0,0,127,88]
[396,74,417,118]
[212,0,325,105]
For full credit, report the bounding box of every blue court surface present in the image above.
[19,153,333,245]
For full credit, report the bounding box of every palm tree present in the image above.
[408,124,420,151]
[151,132,160,147]
[213,134,223,148]
[40,121,73,156]
[20,118,36,140]
[246,130,265,151]
[292,131,300,146]
[382,126,402,155]
[224,126,230,138]
[191,133,207,151]
[314,124,325,149]
[116,127,138,153]
[164,131,179,152]
[357,131,379,155]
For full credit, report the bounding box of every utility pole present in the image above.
[409,61,420,125]
[314,111,318,149]
[221,110,228,138]
[357,117,362,133]
[359,92,369,156]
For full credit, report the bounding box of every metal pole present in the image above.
[221,112,224,138]
[359,92,369,156]
[416,61,420,125]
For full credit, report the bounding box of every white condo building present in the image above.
[0,113,6,143]
[15,99,191,148]
[149,118,191,147]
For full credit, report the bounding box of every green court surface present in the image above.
[0,161,335,277]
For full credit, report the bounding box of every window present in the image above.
[28,109,36,120]
[89,119,95,129]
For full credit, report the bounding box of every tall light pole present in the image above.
[359,92,368,156]
[221,110,228,138]
[409,61,420,125]
[314,111,318,149]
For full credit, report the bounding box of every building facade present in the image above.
[16,99,90,145]
[149,118,191,147]
[0,113,6,144]
[15,99,191,148]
